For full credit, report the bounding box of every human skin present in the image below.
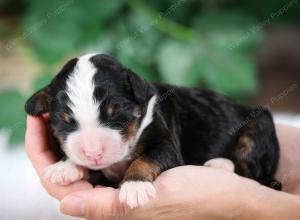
[25,115,300,220]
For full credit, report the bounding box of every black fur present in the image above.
[152,84,281,189]
[25,54,281,189]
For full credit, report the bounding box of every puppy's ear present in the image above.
[25,85,52,116]
[126,69,155,104]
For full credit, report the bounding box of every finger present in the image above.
[60,188,127,220]
[25,115,57,176]
[42,179,93,201]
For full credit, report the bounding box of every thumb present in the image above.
[60,187,128,220]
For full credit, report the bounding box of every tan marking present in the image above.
[124,121,139,146]
[235,136,255,159]
[235,121,256,160]
[62,112,71,123]
[235,121,257,175]
[107,104,114,116]
[123,158,161,182]
[57,135,64,145]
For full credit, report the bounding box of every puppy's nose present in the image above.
[84,149,103,161]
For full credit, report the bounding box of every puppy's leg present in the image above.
[44,159,87,185]
[119,158,160,208]
[119,146,183,209]
[204,158,235,172]
[119,114,183,208]
[234,110,281,190]
[119,143,182,208]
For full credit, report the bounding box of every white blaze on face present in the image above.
[66,54,99,129]
[64,53,157,170]
[64,54,127,169]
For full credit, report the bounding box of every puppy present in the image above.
[25,53,281,208]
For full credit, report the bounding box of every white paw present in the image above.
[204,158,235,172]
[119,181,156,208]
[43,160,85,185]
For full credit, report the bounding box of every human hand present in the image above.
[275,124,300,195]
[25,115,93,200]
[60,128,300,220]
[59,165,260,220]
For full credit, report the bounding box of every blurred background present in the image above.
[0,0,299,219]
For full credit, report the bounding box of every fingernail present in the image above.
[61,196,85,217]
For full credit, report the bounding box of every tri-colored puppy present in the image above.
[25,53,281,208]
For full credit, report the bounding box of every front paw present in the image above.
[119,181,156,208]
[43,160,86,185]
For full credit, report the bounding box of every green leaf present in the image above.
[190,10,258,95]
[199,44,257,96]
[155,39,203,86]
[23,0,124,65]
[0,90,26,144]
[193,10,261,53]
[115,15,162,82]
[115,13,163,65]
[117,51,159,82]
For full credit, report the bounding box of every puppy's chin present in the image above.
[85,162,114,170]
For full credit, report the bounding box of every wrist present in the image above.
[239,183,300,220]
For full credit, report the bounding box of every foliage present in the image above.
[0,90,26,144]
[0,0,299,143]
